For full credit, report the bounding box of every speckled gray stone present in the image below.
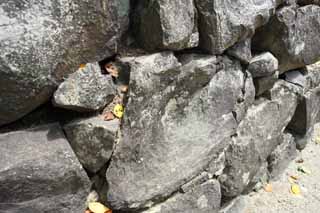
[0,123,91,212]
[0,0,129,125]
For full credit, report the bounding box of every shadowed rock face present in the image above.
[0,0,129,126]
[134,0,199,51]
[0,123,91,212]
[297,0,320,5]
[253,5,320,73]
[195,0,276,54]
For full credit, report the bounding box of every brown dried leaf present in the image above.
[104,111,115,121]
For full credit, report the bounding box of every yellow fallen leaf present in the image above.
[315,135,320,144]
[291,184,301,195]
[79,64,86,69]
[88,202,110,213]
[264,183,272,192]
[113,104,124,119]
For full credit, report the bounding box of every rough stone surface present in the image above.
[220,81,299,197]
[64,116,119,173]
[134,0,198,51]
[0,0,129,126]
[220,196,247,213]
[207,151,226,177]
[3,1,320,212]
[141,180,221,213]
[103,53,255,210]
[305,61,320,90]
[180,172,212,193]
[195,0,276,54]
[246,162,269,193]
[226,39,252,64]
[53,63,117,111]
[0,123,90,212]
[268,133,297,179]
[253,5,320,72]
[254,71,279,96]
[248,52,278,78]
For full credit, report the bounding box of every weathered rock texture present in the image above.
[134,0,199,51]
[1,1,320,213]
[268,133,297,179]
[254,71,279,96]
[0,123,90,212]
[142,179,221,213]
[195,0,276,54]
[248,52,278,78]
[53,63,116,111]
[64,116,119,173]
[226,39,252,64]
[104,52,256,210]
[253,5,320,72]
[218,80,299,197]
[0,0,129,126]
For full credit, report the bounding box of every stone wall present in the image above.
[1,0,320,212]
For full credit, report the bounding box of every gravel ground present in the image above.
[242,124,320,213]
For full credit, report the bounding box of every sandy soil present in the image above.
[243,124,320,213]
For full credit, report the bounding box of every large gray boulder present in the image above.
[253,5,320,72]
[53,63,117,111]
[103,53,257,210]
[220,81,299,197]
[0,123,90,212]
[64,116,119,173]
[141,180,221,213]
[195,0,276,54]
[0,0,129,126]
[134,0,198,51]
